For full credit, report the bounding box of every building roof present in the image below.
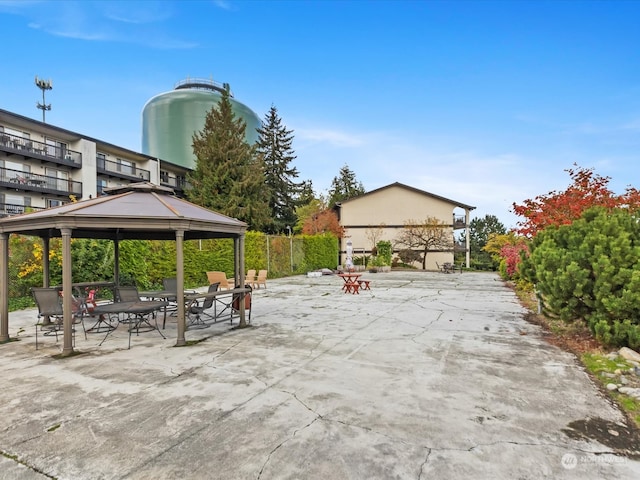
[0,182,246,240]
[337,182,476,210]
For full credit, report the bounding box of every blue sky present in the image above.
[1,0,639,229]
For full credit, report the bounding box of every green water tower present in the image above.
[142,78,261,169]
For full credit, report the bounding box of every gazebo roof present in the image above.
[0,182,247,240]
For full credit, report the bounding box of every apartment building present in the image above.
[0,108,190,216]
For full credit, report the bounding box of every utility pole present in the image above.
[35,76,52,123]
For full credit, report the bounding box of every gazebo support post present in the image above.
[114,237,120,287]
[237,236,247,328]
[40,237,52,326]
[175,230,186,346]
[61,228,74,356]
[0,233,9,342]
[43,238,50,287]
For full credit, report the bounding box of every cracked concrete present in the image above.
[1,271,639,479]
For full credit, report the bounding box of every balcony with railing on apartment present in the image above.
[97,157,151,182]
[0,166,82,197]
[160,172,190,192]
[0,202,45,217]
[453,215,466,229]
[0,132,82,168]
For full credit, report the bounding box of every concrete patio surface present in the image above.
[0,271,639,479]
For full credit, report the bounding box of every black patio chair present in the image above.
[187,282,220,328]
[32,287,86,349]
[162,277,179,314]
[115,285,142,324]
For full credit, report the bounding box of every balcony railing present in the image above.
[0,132,82,168]
[97,157,150,181]
[0,202,45,217]
[0,166,82,197]
[453,215,466,229]
[160,172,190,191]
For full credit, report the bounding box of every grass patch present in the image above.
[581,352,640,429]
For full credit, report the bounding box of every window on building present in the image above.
[97,152,107,169]
[47,199,66,208]
[2,193,31,214]
[45,138,67,159]
[45,167,69,192]
[117,158,135,176]
[3,160,30,174]
[97,178,107,195]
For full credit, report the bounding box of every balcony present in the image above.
[0,166,82,197]
[453,215,466,229]
[160,172,190,193]
[0,132,82,168]
[0,202,45,217]
[97,157,151,182]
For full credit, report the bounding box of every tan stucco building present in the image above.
[336,182,475,270]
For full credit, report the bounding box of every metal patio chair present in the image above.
[32,287,86,350]
[187,282,220,328]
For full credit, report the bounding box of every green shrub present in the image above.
[523,207,640,348]
[376,240,393,266]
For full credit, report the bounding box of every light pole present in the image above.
[286,226,293,272]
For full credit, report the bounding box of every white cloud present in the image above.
[12,0,197,49]
[296,128,367,148]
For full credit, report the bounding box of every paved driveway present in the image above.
[0,271,639,479]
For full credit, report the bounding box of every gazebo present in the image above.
[0,183,248,356]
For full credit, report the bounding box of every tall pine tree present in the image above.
[187,87,270,230]
[327,163,366,207]
[256,105,304,234]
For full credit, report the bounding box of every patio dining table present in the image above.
[92,300,168,348]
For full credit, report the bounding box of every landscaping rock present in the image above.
[618,387,640,398]
[619,346,640,363]
[606,383,618,391]
[605,352,619,361]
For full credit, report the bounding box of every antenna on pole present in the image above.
[35,76,52,123]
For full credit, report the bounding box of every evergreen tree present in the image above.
[187,87,270,230]
[461,214,506,270]
[327,164,365,207]
[256,105,304,234]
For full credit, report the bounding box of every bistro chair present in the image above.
[32,287,86,349]
[187,282,220,328]
[114,285,142,324]
[116,285,141,302]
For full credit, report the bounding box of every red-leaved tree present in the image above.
[500,243,528,278]
[302,209,344,237]
[512,164,640,237]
